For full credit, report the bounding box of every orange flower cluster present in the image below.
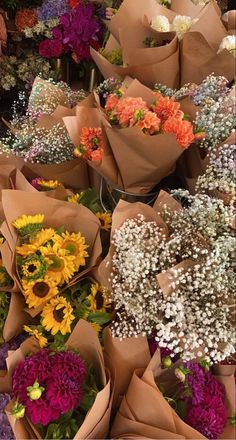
[104,92,195,147]
[75,127,104,161]
[15,8,38,32]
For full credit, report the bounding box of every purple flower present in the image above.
[0,393,11,411]
[26,397,60,426]
[187,400,227,439]
[0,413,14,439]
[37,0,70,21]
[180,361,206,405]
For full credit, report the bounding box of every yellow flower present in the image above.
[91,322,102,333]
[22,276,59,308]
[41,296,75,335]
[96,212,112,231]
[21,254,48,280]
[12,214,44,237]
[67,193,83,203]
[37,179,63,191]
[16,228,56,257]
[87,283,111,313]
[23,325,47,348]
[52,231,89,271]
[40,243,76,285]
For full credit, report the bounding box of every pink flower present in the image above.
[26,398,60,426]
[39,39,63,58]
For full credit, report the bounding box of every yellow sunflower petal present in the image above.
[96,212,112,231]
[23,325,47,348]
[12,214,44,230]
[41,296,75,336]
[22,276,58,308]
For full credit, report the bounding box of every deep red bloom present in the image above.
[39,39,63,58]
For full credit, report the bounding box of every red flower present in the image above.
[163,117,195,149]
[68,0,80,8]
[39,39,63,58]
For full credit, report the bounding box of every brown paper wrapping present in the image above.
[103,328,151,408]
[178,144,208,195]
[181,32,235,86]
[189,1,226,49]
[3,292,32,342]
[111,351,206,439]
[222,10,236,31]
[5,320,111,439]
[0,190,102,311]
[170,0,206,17]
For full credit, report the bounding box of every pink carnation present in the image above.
[39,39,63,58]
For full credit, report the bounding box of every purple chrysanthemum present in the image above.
[37,0,70,21]
[187,399,227,439]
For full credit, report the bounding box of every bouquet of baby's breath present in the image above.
[196,144,236,201]
[104,191,236,363]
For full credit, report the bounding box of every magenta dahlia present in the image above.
[187,400,227,439]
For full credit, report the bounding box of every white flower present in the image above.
[151,15,170,32]
[172,15,196,40]
[24,27,33,38]
[218,35,236,57]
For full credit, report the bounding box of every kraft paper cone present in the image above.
[181,32,235,86]
[90,35,122,80]
[0,165,16,189]
[122,78,155,106]
[103,327,151,408]
[0,166,36,192]
[104,127,183,193]
[170,0,205,17]
[5,320,111,440]
[97,199,169,290]
[213,364,236,440]
[1,190,102,306]
[111,352,206,439]
[178,144,208,195]
[222,10,236,31]
[189,1,226,49]
[179,96,198,121]
[3,292,32,342]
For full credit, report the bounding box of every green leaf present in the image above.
[55,225,65,235]
[78,188,101,214]
[88,312,112,325]
[176,399,188,419]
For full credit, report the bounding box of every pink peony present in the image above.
[39,39,63,58]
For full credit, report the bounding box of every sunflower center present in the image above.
[48,255,65,272]
[63,241,78,256]
[33,281,50,298]
[27,264,38,274]
[95,291,104,310]
[53,307,65,322]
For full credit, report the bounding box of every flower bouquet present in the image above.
[4,319,112,439]
[111,350,235,439]
[64,78,196,194]
[0,189,102,314]
[98,190,235,363]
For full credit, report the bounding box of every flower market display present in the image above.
[0,0,235,439]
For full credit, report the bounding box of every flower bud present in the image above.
[162,356,172,368]
[27,381,44,401]
[12,402,25,419]
[175,367,186,383]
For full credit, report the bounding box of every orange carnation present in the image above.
[163,117,195,149]
[74,127,104,162]
[135,110,161,135]
[153,93,183,123]
[105,93,120,112]
[15,9,38,32]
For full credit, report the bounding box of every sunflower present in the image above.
[67,193,83,203]
[36,179,63,191]
[52,231,89,271]
[21,254,48,281]
[23,325,47,348]
[96,212,112,231]
[16,228,56,257]
[12,214,44,238]
[40,243,76,285]
[22,276,59,308]
[87,283,111,313]
[91,322,102,333]
[41,296,75,335]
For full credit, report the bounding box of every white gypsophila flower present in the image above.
[151,15,170,32]
[196,144,236,199]
[218,35,236,57]
[171,15,197,40]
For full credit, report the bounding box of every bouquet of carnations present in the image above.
[0,189,101,313]
[65,78,196,194]
[4,319,112,439]
[111,350,235,439]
